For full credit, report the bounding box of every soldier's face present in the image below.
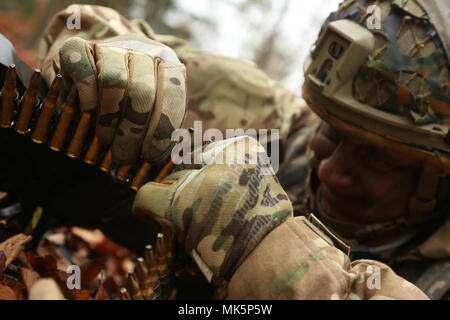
[310,122,422,224]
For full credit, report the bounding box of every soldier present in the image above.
[35,1,448,299]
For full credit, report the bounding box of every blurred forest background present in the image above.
[0,0,339,94]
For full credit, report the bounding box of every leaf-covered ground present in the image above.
[0,215,137,300]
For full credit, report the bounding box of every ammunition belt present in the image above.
[0,64,174,192]
[0,64,212,299]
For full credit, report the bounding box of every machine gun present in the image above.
[0,34,214,299]
[0,33,164,252]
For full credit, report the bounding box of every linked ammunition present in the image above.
[155,233,169,276]
[135,257,156,300]
[126,270,144,300]
[0,65,17,128]
[117,164,133,182]
[0,64,179,193]
[155,160,174,183]
[0,66,200,295]
[156,233,174,300]
[31,74,61,143]
[144,245,159,288]
[120,287,131,300]
[49,86,77,151]
[84,136,102,165]
[130,161,152,191]
[100,147,114,173]
[15,69,41,134]
[66,112,91,159]
[144,244,161,295]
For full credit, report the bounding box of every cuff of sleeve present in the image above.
[226,216,349,299]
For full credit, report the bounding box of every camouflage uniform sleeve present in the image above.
[227,216,429,300]
[40,5,314,147]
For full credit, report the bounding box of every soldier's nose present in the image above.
[317,140,356,188]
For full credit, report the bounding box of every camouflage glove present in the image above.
[132,136,293,286]
[58,34,186,164]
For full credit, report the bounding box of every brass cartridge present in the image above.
[0,65,17,128]
[155,160,174,183]
[15,69,41,134]
[155,233,169,277]
[99,147,114,173]
[31,74,61,143]
[116,164,133,182]
[135,257,156,300]
[126,270,144,300]
[144,245,161,287]
[130,161,152,191]
[49,86,77,151]
[66,112,91,159]
[84,136,102,165]
[119,287,131,300]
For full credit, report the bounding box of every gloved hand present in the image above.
[132,136,293,286]
[57,34,187,164]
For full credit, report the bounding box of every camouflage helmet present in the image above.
[303,0,450,175]
[302,0,450,241]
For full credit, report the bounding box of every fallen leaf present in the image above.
[2,277,25,300]
[36,239,72,271]
[16,251,33,270]
[56,269,81,300]
[0,283,16,300]
[0,251,5,272]
[25,252,79,300]
[0,234,32,270]
[76,290,91,300]
[103,276,119,297]
[25,252,57,277]
[71,227,130,257]
[94,284,109,300]
[71,228,104,247]
[29,278,65,300]
[45,233,65,246]
[19,266,40,294]
[94,272,109,300]
[80,258,106,285]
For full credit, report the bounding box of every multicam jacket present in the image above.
[36,4,450,300]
